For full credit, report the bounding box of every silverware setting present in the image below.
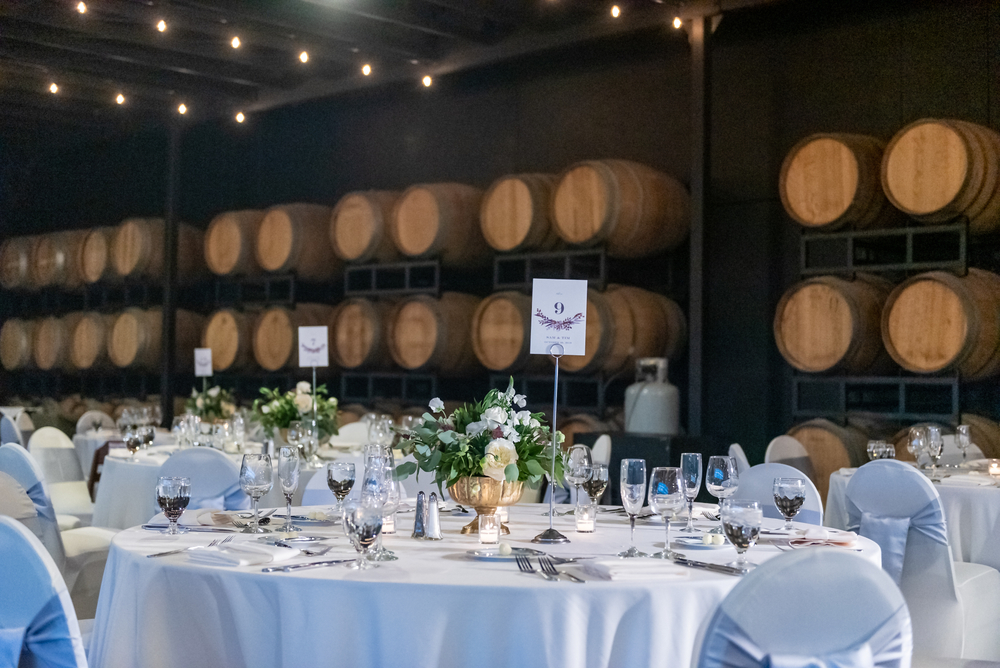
[147,535,233,558]
[539,556,585,583]
[261,558,356,573]
[141,524,236,533]
[668,554,744,576]
[515,554,557,581]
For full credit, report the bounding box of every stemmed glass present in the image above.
[583,464,609,506]
[773,478,806,530]
[327,462,356,518]
[908,426,929,468]
[679,452,702,533]
[239,454,273,534]
[617,458,647,558]
[705,456,739,533]
[230,412,247,453]
[290,419,321,469]
[927,426,944,471]
[140,423,156,452]
[342,497,383,570]
[277,446,301,533]
[957,425,972,464]
[362,449,398,562]
[156,476,190,535]
[648,467,684,559]
[563,445,593,507]
[124,425,142,461]
[721,499,762,573]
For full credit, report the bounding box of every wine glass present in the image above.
[124,426,142,461]
[583,464,609,506]
[342,497,383,570]
[705,456,738,533]
[327,462,356,518]
[212,422,230,452]
[230,412,247,453]
[721,499,762,573]
[140,424,155,452]
[239,454,273,534]
[156,476,190,535]
[679,452,702,533]
[927,426,944,470]
[171,417,186,448]
[908,426,929,468]
[957,424,972,464]
[400,415,421,436]
[185,414,202,447]
[648,467,684,559]
[617,458,647,558]
[277,446,301,532]
[773,478,806,530]
[366,450,398,562]
[563,445,593,507]
[368,418,392,448]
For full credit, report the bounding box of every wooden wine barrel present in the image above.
[607,284,688,361]
[202,309,256,372]
[0,319,36,370]
[551,159,690,258]
[332,299,394,370]
[255,204,340,280]
[774,273,894,374]
[390,183,490,267]
[33,313,83,371]
[32,231,86,288]
[0,237,37,290]
[386,292,482,376]
[77,227,114,284]
[560,414,612,449]
[112,218,205,281]
[882,118,1000,233]
[787,418,868,502]
[252,303,334,371]
[470,291,546,373]
[961,413,1000,459]
[881,268,1000,380]
[69,312,113,370]
[330,191,401,263]
[204,210,265,276]
[480,174,562,253]
[780,133,901,231]
[108,308,204,370]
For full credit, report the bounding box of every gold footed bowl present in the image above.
[447,477,523,534]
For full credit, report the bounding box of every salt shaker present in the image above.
[425,492,443,540]
[411,491,427,539]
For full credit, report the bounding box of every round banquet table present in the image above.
[88,503,881,668]
[826,467,1000,571]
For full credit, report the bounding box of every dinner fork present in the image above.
[539,556,585,583]
[515,555,557,581]
[147,535,233,558]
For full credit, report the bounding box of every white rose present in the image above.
[207,386,220,398]
[294,393,313,413]
[296,381,312,394]
[482,438,518,482]
[428,397,444,413]
[195,397,204,409]
[261,405,270,414]
[483,407,507,426]
[221,402,235,416]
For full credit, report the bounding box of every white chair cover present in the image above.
[0,443,66,569]
[591,434,612,466]
[0,470,38,520]
[158,448,249,511]
[733,463,823,525]
[728,443,751,475]
[0,516,88,668]
[1,415,24,446]
[327,421,368,445]
[765,435,815,480]
[698,549,912,668]
[74,411,116,435]
[28,427,86,484]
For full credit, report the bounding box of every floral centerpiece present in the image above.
[251,381,339,441]
[397,380,563,533]
[185,386,236,422]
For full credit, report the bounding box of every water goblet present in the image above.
[957,425,972,464]
[617,458,648,558]
[140,424,155,451]
[171,417,186,447]
[648,467,684,559]
[343,497,383,570]
[705,456,738,533]
[277,446,301,532]
[908,426,929,468]
[239,454,273,534]
[582,463,609,506]
[124,426,142,461]
[927,426,944,470]
[773,477,806,530]
[679,452,702,533]
[156,476,190,535]
[327,462,356,518]
[721,499,762,573]
[563,445,593,507]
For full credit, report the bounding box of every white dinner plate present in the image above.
[465,547,546,561]
[674,536,728,549]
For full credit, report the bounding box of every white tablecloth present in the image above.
[88,503,880,668]
[73,429,176,481]
[826,469,1000,571]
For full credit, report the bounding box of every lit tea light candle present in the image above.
[382,513,396,534]
[479,513,500,544]
[575,504,596,533]
[497,506,508,524]
[989,460,1000,476]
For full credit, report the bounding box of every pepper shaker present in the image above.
[411,491,427,539]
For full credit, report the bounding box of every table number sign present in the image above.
[194,348,213,377]
[298,326,329,368]
[529,278,588,356]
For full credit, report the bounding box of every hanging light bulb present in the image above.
[177,103,187,115]
[362,64,372,76]
[49,83,59,94]
[422,75,432,87]
[231,36,241,49]
[76,2,87,14]
[299,51,309,63]
[235,112,245,123]
[156,19,167,32]
[116,93,125,105]
[610,5,621,18]
[673,16,682,29]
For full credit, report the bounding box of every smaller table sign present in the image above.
[298,326,329,368]
[530,279,588,356]
[194,348,213,377]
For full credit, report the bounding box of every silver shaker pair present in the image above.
[411,491,442,540]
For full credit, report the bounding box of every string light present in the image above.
[116,93,125,105]
[231,36,241,49]
[156,19,167,32]
[49,83,59,94]
[76,2,87,14]
[235,111,245,123]
[422,75,432,87]
[672,16,682,29]
[610,5,621,18]
[177,103,187,115]
[362,64,372,76]
[299,51,309,63]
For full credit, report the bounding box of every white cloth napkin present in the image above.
[789,528,858,548]
[148,509,226,526]
[584,559,689,582]
[188,543,300,567]
[838,467,858,477]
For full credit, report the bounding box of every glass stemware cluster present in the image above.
[866,439,895,461]
[288,419,321,469]
[119,405,160,459]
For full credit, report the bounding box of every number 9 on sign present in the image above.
[554,302,564,315]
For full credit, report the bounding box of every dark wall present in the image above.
[1,0,996,463]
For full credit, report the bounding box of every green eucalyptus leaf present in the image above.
[504,463,518,482]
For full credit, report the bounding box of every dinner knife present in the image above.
[141,524,236,533]
[670,556,745,576]
[261,558,356,573]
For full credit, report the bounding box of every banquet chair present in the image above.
[734,463,823,525]
[75,410,116,435]
[764,435,815,480]
[1,414,25,446]
[328,420,368,445]
[0,515,89,668]
[697,549,912,668]
[0,443,116,619]
[26,427,94,526]
[591,434,612,466]
[728,443,751,475]
[845,460,1000,661]
[158,447,249,511]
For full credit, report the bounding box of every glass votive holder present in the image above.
[382,513,396,535]
[988,459,1000,477]
[478,513,500,544]
[497,505,508,524]
[575,503,596,533]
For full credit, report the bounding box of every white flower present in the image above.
[296,381,312,394]
[504,385,515,400]
[428,397,444,413]
[191,389,198,398]
[465,420,487,437]
[501,423,521,443]
[261,405,270,414]
[483,407,507,426]
[294,393,312,413]
[195,397,204,409]
[513,410,533,426]
[513,394,526,408]
[529,418,540,429]
[482,438,518,481]
[207,386,220,398]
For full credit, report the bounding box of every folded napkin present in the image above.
[584,559,689,582]
[188,543,300,567]
[789,528,858,548]
[148,509,228,527]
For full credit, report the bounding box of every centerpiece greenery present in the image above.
[185,385,236,422]
[251,381,339,440]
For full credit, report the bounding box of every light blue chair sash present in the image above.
[24,480,57,523]
[0,627,24,667]
[846,497,948,585]
[189,481,250,511]
[0,592,86,668]
[700,606,911,668]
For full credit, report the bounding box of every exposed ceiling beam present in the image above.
[298,0,500,43]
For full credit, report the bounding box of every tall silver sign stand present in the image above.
[533,343,570,544]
